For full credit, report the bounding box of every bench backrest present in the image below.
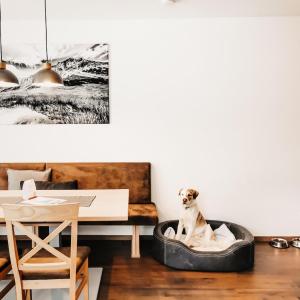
[0,162,151,204]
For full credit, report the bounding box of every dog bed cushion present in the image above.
[152,220,254,272]
[163,223,242,251]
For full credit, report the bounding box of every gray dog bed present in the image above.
[152,220,254,272]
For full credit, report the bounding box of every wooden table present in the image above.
[0,189,129,222]
[0,189,128,299]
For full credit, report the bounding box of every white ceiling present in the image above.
[3,0,300,20]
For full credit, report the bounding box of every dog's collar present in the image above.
[184,203,196,210]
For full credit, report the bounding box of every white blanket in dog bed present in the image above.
[164,224,242,251]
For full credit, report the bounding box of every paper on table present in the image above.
[21,179,66,205]
[22,179,37,200]
[21,197,67,205]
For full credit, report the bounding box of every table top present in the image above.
[0,189,129,222]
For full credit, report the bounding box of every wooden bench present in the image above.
[0,162,158,258]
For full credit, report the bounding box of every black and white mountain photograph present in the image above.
[0,43,109,124]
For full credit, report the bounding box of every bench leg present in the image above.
[131,225,140,258]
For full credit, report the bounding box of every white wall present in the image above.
[1,15,300,235]
[3,0,300,19]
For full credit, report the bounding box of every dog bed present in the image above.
[152,220,254,272]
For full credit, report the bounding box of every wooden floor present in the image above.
[85,240,300,300]
[1,239,299,299]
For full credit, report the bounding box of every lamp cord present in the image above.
[0,0,3,62]
[44,0,48,62]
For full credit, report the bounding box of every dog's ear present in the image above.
[178,188,183,196]
[192,189,199,199]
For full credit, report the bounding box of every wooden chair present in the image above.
[0,250,14,299]
[2,203,89,300]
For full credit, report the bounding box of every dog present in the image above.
[175,188,215,247]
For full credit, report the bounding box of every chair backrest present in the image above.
[2,203,79,284]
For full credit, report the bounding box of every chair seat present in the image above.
[21,246,90,280]
[0,250,10,273]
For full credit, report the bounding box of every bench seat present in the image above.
[128,203,158,225]
[80,203,158,226]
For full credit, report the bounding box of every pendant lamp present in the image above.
[0,0,19,88]
[33,0,63,87]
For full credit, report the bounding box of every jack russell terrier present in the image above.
[175,188,215,247]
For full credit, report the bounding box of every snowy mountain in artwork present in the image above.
[0,43,109,124]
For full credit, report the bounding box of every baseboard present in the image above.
[0,235,298,242]
[78,235,300,242]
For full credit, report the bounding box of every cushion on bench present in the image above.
[0,163,46,190]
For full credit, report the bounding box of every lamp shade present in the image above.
[0,61,19,87]
[33,62,63,87]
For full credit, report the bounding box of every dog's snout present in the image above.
[183,198,188,204]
